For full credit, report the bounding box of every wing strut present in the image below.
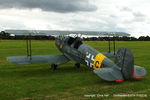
[108,37,111,53]
[107,35,116,55]
[26,35,32,60]
[26,39,29,56]
[113,37,116,55]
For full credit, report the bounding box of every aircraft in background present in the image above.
[4,30,146,82]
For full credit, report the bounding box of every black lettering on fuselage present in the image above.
[95,61,99,68]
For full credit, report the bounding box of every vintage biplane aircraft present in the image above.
[4,30,146,82]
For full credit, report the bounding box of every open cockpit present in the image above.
[67,37,83,49]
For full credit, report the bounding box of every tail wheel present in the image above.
[51,64,57,70]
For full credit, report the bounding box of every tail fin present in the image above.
[115,48,146,79]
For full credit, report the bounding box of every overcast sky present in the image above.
[0,0,150,37]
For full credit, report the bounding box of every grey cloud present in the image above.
[133,17,145,22]
[120,7,132,12]
[120,7,146,22]
[132,12,146,22]
[109,14,117,18]
[132,12,145,17]
[120,7,145,18]
[0,0,97,13]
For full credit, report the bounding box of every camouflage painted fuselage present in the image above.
[55,36,119,70]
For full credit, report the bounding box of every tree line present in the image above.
[83,36,150,41]
[0,31,150,41]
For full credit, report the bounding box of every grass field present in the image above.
[0,40,150,100]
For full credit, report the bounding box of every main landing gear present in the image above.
[51,63,80,70]
[51,64,57,70]
[74,63,80,68]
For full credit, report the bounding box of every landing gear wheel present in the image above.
[51,64,57,70]
[74,63,80,68]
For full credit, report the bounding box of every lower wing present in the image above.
[7,55,69,65]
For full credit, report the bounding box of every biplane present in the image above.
[4,30,146,82]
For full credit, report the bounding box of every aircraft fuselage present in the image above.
[55,36,118,70]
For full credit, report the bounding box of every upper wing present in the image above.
[4,30,69,36]
[4,30,130,37]
[71,31,130,37]
[7,55,69,65]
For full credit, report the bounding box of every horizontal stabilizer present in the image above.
[7,55,69,65]
[133,65,147,78]
[93,68,123,81]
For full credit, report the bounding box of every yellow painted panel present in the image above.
[93,53,106,69]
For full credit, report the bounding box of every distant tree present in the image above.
[138,36,150,41]
[130,37,137,41]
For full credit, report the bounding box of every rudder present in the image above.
[115,48,146,80]
[115,48,134,79]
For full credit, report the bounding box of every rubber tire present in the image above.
[51,64,57,70]
[75,63,80,68]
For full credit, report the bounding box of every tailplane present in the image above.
[93,48,146,82]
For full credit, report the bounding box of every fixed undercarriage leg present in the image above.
[51,64,57,70]
[51,60,69,70]
[74,63,80,68]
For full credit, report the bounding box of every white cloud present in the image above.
[0,0,150,37]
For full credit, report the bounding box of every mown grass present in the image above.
[0,40,150,100]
